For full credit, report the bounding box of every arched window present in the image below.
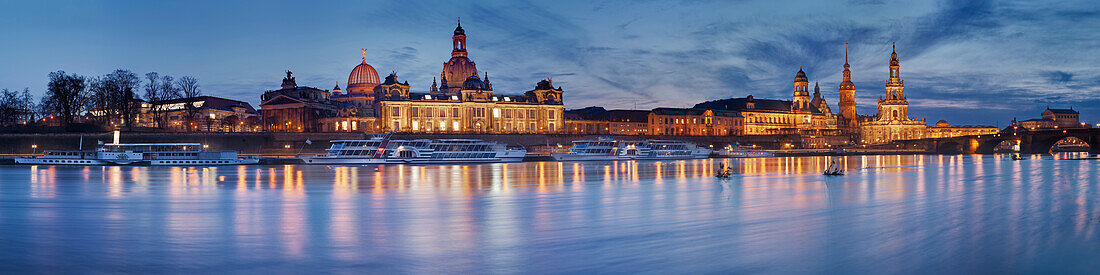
[893,110,898,119]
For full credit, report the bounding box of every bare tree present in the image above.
[177,76,201,131]
[0,89,18,125]
[178,76,201,98]
[43,71,88,127]
[20,88,35,124]
[91,70,141,130]
[144,72,163,128]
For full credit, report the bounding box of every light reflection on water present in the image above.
[1,154,1099,273]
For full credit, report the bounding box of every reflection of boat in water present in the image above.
[15,143,258,166]
[552,137,711,161]
[823,159,845,176]
[715,163,732,178]
[716,144,774,158]
[300,134,526,164]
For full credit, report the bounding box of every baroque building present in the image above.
[693,68,838,136]
[928,120,998,138]
[860,44,928,144]
[376,72,563,133]
[368,22,564,134]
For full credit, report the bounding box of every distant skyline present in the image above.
[2,0,1098,126]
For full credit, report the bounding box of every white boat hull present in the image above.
[15,157,260,166]
[300,149,526,165]
[552,151,710,161]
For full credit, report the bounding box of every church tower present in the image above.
[792,66,811,113]
[837,43,859,133]
[886,43,904,99]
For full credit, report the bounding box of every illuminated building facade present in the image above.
[564,107,649,135]
[144,96,259,132]
[377,72,564,133]
[860,44,928,144]
[648,108,743,136]
[1012,107,1086,130]
[692,68,838,136]
[927,120,998,138]
[372,23,564,134]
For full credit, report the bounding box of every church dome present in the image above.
[462,73,484,90]
[443,57,477,88]
[347,55,380,93]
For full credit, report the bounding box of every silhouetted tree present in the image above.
[143,72,163,127]
[0,89,20,125]
[91,70,141,130]
[222,115,240,132]
[177,76,201,131]
[43,71,88,127]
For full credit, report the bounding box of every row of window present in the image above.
[392,106,558,120]
[429,153,497,159]
[159,160,235,164]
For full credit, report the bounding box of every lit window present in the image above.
[453,121,460,131]
[412,121,419,131]
[493,108,500,118]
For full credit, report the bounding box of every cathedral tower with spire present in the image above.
[837,43,859,134]
[860,43,927,144]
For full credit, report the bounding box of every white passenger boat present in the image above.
[716,144,774,158]
[551,137,710,161]
[299,134,526,164]
[15,143,259,166]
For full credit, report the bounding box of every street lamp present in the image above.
[31,144,37,156]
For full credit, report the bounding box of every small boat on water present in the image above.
[823,159,845,176]
[715,163,732,178]
[15,143,258,166]
[299,134,526,164]
[551,137,711,161]
[716,144,774,158]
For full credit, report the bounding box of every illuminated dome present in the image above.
[347,52,380,94]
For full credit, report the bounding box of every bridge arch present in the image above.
[937,141,964,154]
[976,138,1012,154]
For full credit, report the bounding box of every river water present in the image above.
[1,154,1098,273]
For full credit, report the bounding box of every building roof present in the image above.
[693,96,821,114]
[1022,118,1053,122]
[152,96,257,114]
[1045,108,1078,114]
[565,107,651,122]
[651,108,741,117]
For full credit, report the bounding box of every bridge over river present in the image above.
[885,128,1100,154]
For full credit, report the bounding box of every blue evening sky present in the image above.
[2,0,1098,126]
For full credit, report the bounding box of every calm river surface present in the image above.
[1,155,1099,273]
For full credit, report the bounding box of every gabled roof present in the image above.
[260,94,307,106]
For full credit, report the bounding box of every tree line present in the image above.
[2,70,205,130]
